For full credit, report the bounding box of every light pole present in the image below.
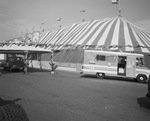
[40,23,45,33]
[118,0,121,17]
[57,17,61,29]
[25,29,28,44]
[80,10,86,22]
[112,0,121,17]
[39,23,45,42]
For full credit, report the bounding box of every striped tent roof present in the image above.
[39,27,69,50]
[40,17,150,53]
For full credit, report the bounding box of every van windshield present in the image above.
[136,57,145,67]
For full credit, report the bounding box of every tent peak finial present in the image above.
[118,14,122,17]
[118,9,122,17]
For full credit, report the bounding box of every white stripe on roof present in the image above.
[72,20,100,45]
[58,23,86,45]
[77,20,105,45]
[111,18,120,46]
[134,26,150,46]
[51,28,68,44]
[131,26,149,52]
[45,32,55,44]
[56,24,77,45]
[123,20,134,51]
[86,19,112,45]
[68,21,93,45]
[97,18,116,45]
[63,23,87,45]
[39,31,51,43]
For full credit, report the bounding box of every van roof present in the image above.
[85,50,144,57]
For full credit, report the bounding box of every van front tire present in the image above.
[136,74,147,83]
[96,73,105,79]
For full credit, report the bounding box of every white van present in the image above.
[80,50,150,83]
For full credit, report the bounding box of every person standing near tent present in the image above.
[23,58,28,74]
[49,60,58,74]
[49,52,58,74]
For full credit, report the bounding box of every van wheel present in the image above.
[136,74,147,83]
[96,73,105,79]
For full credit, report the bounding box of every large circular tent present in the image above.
[40,16,150,53]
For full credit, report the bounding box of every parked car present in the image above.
[3,57,25,72]
[0,60,6,67]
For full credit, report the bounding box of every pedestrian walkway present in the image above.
[30,60,77,73]
[33,66,77,72]
[57,66,77,72]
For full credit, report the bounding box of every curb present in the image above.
[32,66,77,72]
[57,67,77,72]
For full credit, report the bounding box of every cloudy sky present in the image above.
[0,0,150,42]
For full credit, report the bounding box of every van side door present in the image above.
[126,56,136,77]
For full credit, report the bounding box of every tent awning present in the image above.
[0,44,51,54]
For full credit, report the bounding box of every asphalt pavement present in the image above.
[0,68,150,121]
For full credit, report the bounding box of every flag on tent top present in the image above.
[112,0,119,4]
[57,17,61,21]
[80,10,86,13]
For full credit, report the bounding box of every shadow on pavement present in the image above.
[0,67,50,74]
[0,97,21,106]
[137,97,150,110]
[0,97,29,121]
[81,74,136,83]
[26,68,50,73]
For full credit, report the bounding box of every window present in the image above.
[95,55,105,61]
[136,57,145,67]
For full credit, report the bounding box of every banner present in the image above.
[57,17,61,21]
[26,33,32,43]
[32,31,40,43]
[112,0,119,4]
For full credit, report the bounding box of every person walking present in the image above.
[49,60,58,74]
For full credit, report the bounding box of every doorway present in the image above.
[117,56,127,76]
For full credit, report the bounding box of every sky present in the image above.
[0,0,150,42]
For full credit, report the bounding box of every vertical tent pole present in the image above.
[118,0,121,17]
[24,50,28,74]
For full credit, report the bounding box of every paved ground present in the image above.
[0,68,150,121]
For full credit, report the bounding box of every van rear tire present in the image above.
[96,73,105,79]
[136,74,147,83]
